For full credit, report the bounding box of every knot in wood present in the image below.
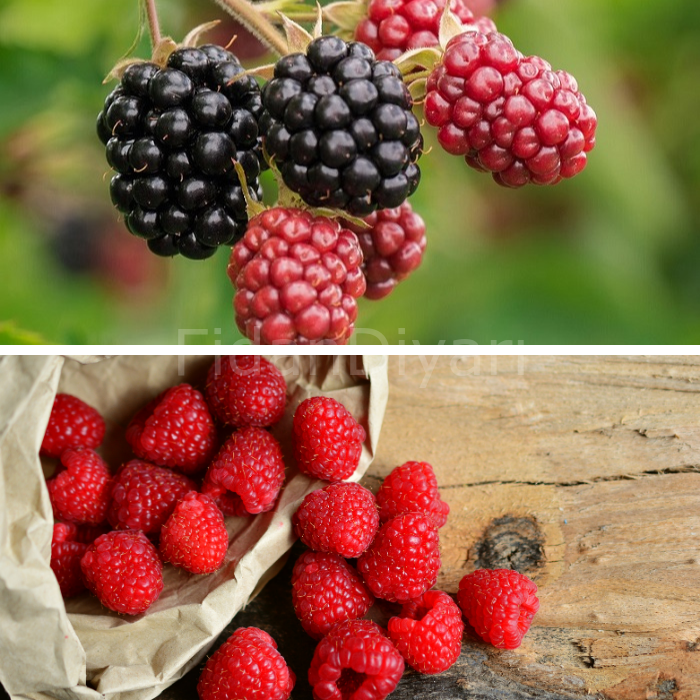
[474,515,545,573]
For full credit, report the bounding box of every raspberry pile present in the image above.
[41,357,296,615]
[425,30,597,187]
[284,441,540,699]
[228,207,366,344]
[97,46,265,259]
[260,37,423,215]
[40,358,545,700]
[355,0,496,61]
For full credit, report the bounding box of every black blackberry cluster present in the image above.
[97,45,265,260]
[260,37,423,217]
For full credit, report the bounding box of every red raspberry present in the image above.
[46,448,112,525]
[293,396,366,482]
[425,31,597,187]
[291,550,374,639]
[357,512,440,602]
[160,492,228,574]
[53,522,78,542]
[41,394,105,459]
[228,207,366,345]
[308,620,404,700]
[387,590,463,673]
[344,202,427,300]
[202,427,285,516]
[293,482,379,558]
[81,530,164,615]
[355,0,496,61]
[205,355,287,428]
[50,523,88,598]
[108,460,196,534]
[457,568,539,649]
[376,461,449,528]
[126,384,217,475]
[197,627,295,700]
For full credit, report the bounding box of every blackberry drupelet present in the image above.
[260,37,423,217]
[97,45,265,260]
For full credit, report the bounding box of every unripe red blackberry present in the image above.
[97,45,265,259]
[227,207,366,344]
[260,37,423,216]
[356,0,496,61]
[424,31,597,187]
[344,201,426,300]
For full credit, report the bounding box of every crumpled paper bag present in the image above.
[0,355,388,700]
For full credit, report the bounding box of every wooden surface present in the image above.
[5,356,699,700]
[163,356,700,700]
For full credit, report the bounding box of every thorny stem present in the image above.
[144,0,162,47]
[211,0,289,56]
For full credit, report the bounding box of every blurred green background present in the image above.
[0,0,698,344]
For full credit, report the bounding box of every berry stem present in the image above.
[210,0,289,56]
[144,0,162,48]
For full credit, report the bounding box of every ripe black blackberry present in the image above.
[97,45,265,260]
[260,36,423,217]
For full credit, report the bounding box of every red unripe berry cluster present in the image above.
[229,207,366,344]
[344,202,427,300]
[356,0,496,61]
[425,31,597,187]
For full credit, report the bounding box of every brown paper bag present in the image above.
[0,355,388,700]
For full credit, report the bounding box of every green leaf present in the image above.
[0,321,46,345]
